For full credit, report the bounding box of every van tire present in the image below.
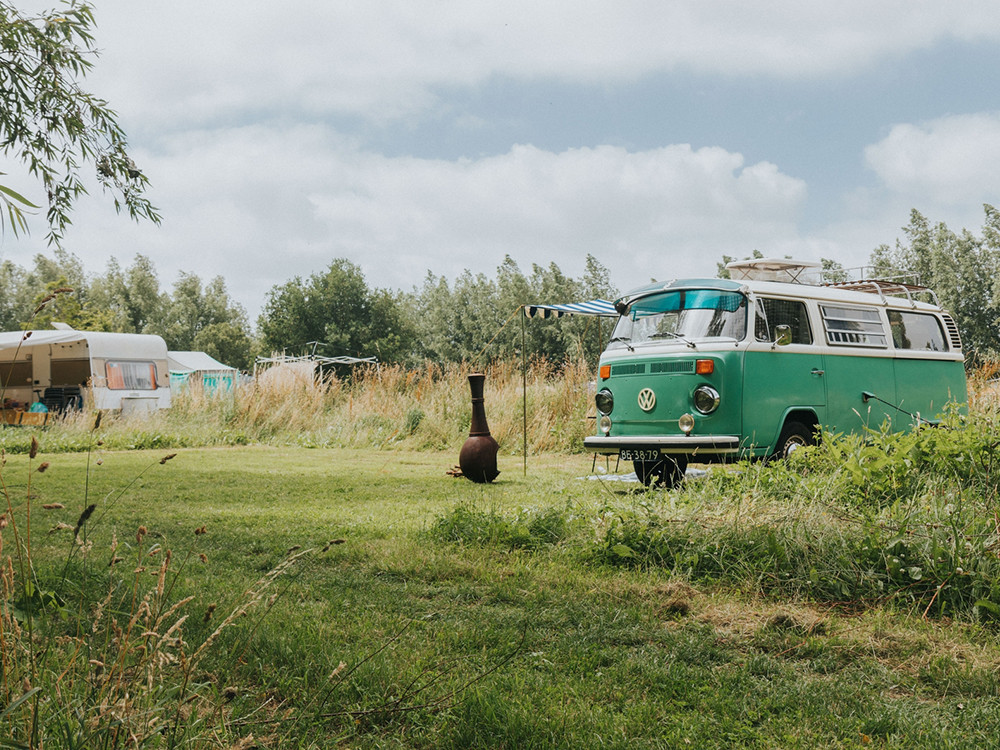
[775,421,813,459]
[633,456,688,488]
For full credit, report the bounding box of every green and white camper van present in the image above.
[584,259,968,487]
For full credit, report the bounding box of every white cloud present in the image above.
[865,113,1000,205]
[7,129,806,317]
[10,0,1000,326]
[308,142,807,289]
[81,1,1000,126]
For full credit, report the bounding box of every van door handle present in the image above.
[811,369,825,376]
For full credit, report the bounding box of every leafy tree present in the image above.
[0,259,27,329]
[0,1,158,243]
[443,269,504,362]
[87,255,168,333]
[820,258,849,284]
[406,271,464,362]
[192,321,252,371]
[870,208,1000,358]
[0,250,91,330]
[581,254,617,301]
[19,249,91,327]
[29,275,112,330]
[408,254,616,365]
[159,273,253,368]
[257,258,414,365]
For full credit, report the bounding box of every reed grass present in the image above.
[5,356,997,461]
[0,359,596,456]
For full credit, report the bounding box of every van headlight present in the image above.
[595,388,614,415]
[693,385,720,414]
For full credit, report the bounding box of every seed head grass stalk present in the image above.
[0,357,598,456]
[0,425,321,747]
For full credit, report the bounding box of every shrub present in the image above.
[593,413,1000,620]
[431,503,577,551]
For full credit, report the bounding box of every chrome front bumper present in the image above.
[583,435,742,455]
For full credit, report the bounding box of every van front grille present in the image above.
[650,360,694,374]
[611,363,646,376]
[610,361,694,376]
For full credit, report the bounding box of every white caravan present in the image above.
[0,325,171,414]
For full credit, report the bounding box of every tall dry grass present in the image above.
[163,358,596,454]
[8,357,996,457]
[967,357,1000,412]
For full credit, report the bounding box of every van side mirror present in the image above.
[774,324,792,347]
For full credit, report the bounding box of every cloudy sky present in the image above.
[6,1,1000,320]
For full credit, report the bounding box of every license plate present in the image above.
[619,448,661,462]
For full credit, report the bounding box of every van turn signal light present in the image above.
[695,359,714,375]
[599,365,611,379]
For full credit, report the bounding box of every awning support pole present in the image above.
[521,305,527,476]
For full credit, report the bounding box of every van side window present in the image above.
[887,310,947,351]
[755,298,812,344]
[820,305,887,348]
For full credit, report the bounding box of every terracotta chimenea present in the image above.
[459,373,499,483]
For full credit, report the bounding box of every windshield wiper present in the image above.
[649,331,697,348]
[607,336,635,352]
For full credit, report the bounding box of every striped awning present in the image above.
[524,299,618,319]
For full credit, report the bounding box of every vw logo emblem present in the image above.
[637,388,656,412]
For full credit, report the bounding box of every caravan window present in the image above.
[106,361,158,390]
[0,361,32,388]
[51,359,91,386]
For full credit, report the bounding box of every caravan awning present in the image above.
[524,299,617,319]
[168,351,236,373]
[0,329,169,360]
[0,330,85,352]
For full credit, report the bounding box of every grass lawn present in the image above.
[12,444,1000,748]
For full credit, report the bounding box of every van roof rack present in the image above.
[823,279,939,307]
[725,258,821,283]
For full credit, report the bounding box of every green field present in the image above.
[4,438,1000,749]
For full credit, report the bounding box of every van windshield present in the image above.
[608,289,747,350]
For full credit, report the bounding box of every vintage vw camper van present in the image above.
[584,259,968,486]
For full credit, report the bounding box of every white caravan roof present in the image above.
[0,329,168,360]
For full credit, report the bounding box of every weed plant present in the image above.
[595,409,1000,620]
[431,502,581,550]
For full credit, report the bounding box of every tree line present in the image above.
[0,250,619,370]
[870,206,1000,361]
[4,205,1000,371]
[0,250,254,368]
